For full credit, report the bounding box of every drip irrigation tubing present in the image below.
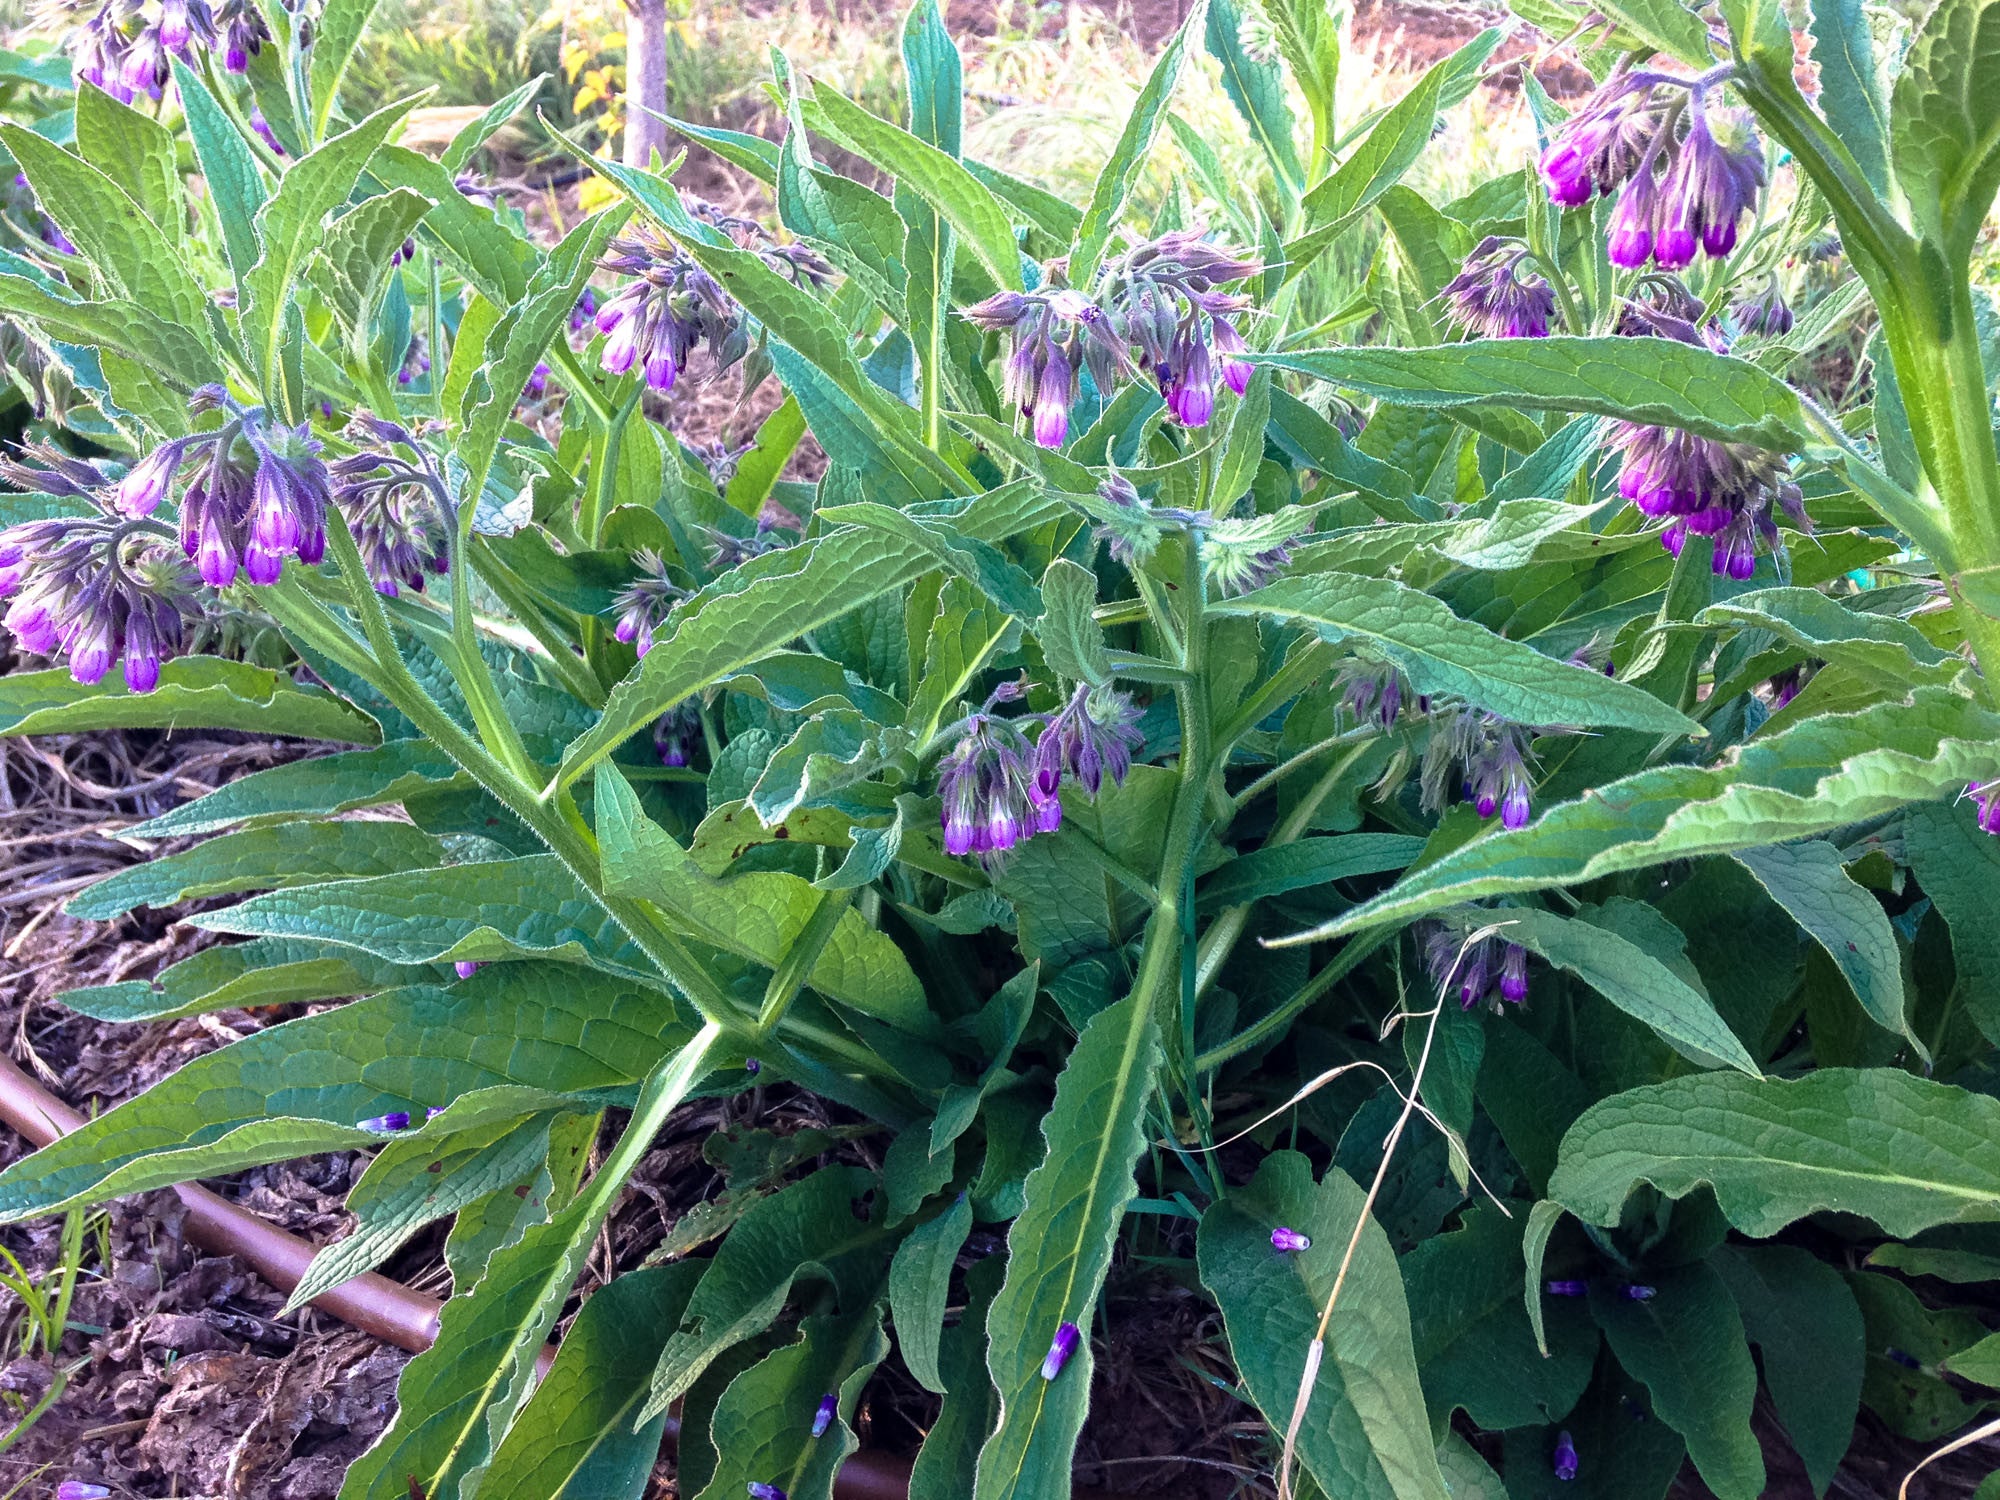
[0,1051,1140,1500]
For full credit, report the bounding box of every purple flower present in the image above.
[810,1392,837,1437]
[248,103,285,157]
[524,361,550,400]
[357,1111,413,1133]
[1554,1430,1578,1482]
[329,423,453,597]
[1041,1321,1081,1380]
[1539,75,1658,204]
[654,702,702,767]
[570,288,599,334]
[1885,1347,1922,1370]
[1334,661,1418,730]
[1968,781,2000,836]
[744,1057,761,1076]
[1499,942,1530,1002]
[939,709,1043,861]
[217,0,267,71]
[1035,684,1144,804]
[1422,925,1534,1011]
[1442,238,1558,338]
[1423,709,1537,829]
[1545,1279,1588,1297]
[595,228,746,390]
[1607,416,1798,577]
[243,425,332,584]
[1731,279,1794,336]
[454,961,481,979]
[1271,1227,1311,1252]
[748,1485,788,1500]
[965,287,1128,450]
[1664,110,1764,260]
[1606,167,1659,268]
[57,1484,112,1500]
[608,550,687,656]
[115,439,190,518]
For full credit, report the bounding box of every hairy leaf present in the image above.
[0,660,379,743]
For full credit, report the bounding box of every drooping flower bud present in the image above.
[1545,1280,1588,1297]
[1035,684,1144,804]
[1622,1283,1656,1301]
[1271,1227,1311,1252]
[810,1392,837,1438]
[56,1483,112,1500]
[938,707,1043,862]
[1041,1321,1081,1380]
[1441,238,1558,338]
[216,0,267,71]
[1422,924,1535,1011]
[1730,278,1794,336]
[332,419,452,597]
[595,226,748,391]
[1968,781,2000,836]
[1553,1430,1579,1482]
[455,961,481,980]
[747,1485,788,1500]
[609,549,686,656]
[1334,660,1419,730]
[654,701,703,767]
[357,1110,414,1133]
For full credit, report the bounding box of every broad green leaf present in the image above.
[72,81,182,249]
[0,659,379,743]
[1548,1068,2000,1238]
[1731,841,1915,1050]
[1067,4,1198,274]
[338,1023,722,1500]
[242,97,417,403]
[1196,834,1423,910]
[724,394,808,517]
[691,1303,890,1500]
[0,967,692,1221]
[1712,1244,1864,1497]
[646,1165,890,1413]
[192,856,654,979]
[172,58,267,283]
[57,938,422,1024]
[907,578,1018,742]
[444,1109,598,1293]
[1036,559,1111,688]
[0,124,208,331]
[993,765,1176,965]
[891,1193,974,1393]
[818,499,1044,620]
[287,1092,568,1310]
[0,274,222,392]
[1259,337,1812,451]
[443,74,550,174]
[1437,906,1757,1074]
[1849,1269,1987,1440]
[480,1262,704,1500]
[1211,572,1700,733]
[1588,1264,1763,1500]
[555,480,1060,791]
[1595,0,1712,63]
[1889,0,2000,264]
[910,1259,1003,1500]
[1402,1204,1596,1431]
[1693,587,1954,686]
[1197,1152,1450,1500]
[596,763,930,1027]
[1905,799,2000,1045]
[307,188,436,339]
[1497,1366,1688,1500]
[1868,1243,2000,1284]
[366,143,536,307]
[1808,0,1890,194]
[1204,0,1304,198]
[1293,498,1630,577]
[966,158,1081,243]
[125,740,462,838]
[805,84,1020,291]
[306,0,384,141]
[974,990,1164,1500]
[1304,689,2000,939]
[67,821,444,920]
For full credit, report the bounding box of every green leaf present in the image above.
[1888,0,2000,264]
[366,144,535,307]
[442,74,548,174]
[555,480,1059,791]
[973,990,1163,1500]
[910,1259,1004,1500]
[191,857,654,979]
[1402,1204,1596,1431]
[243,96,417,404]
[307,187,436,339]
[805,84,1020,291]
[1067,4,1198,275]
[1548,1068,2000,1238]
[56,938,421,1024]
[646,1165,889,1413]
[1036,558,1112,688]
[172,58,267,283]
[0,123,209,333]
[306,0,384,141]
[1807,0,1890,195]
[1711,1244,1864,1497]
[0,659,379,743]
[1259,337,1811,451]
[288,1093,568,1310]
[0,967,693,1222]
[338,1023,722,1500]
[0,273,223,391]
[1693,587,1954,686]
[819,499,1044,620]
[595,763,930,1027]
[966,158,1081,243]
[1905,799,2000,1045]
[907,577,1018,743]
[1197,1152,1450,1500]
[1594,0,1712,63]
[693,1303,890,1500]
[1204,0,1304,198]
[72,81,183,249]
[1211,572,1699,733]
[124,740,462,839]
[1196,834,1423,910]
[1304,688,2000,939]
[480,1262,704,1500]
[1731,841,1916,1051]
[1588,1264,1763,1500]
[725,394,808,517]
[1438,906,1757,1074]
[891,1193,974,1394]
[65,820,443,920]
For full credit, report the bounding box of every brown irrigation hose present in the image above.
[0,1052,1134,1500]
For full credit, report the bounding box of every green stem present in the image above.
[442,519,541,788]
[548,342,615,428]
[468,544,609,708]
[581,384,643,549]
[756,886,855,1036]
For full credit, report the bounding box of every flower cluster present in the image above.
[703,495,803,571]
[1968,780,2000,837]
[594,227,749,392]
[963,231,1260,447]
[1090,473,1308,596]
[609,549,686,655]
[1730,279,1794,336]
[1441,238,1558,339]
[1423,923,1532,1011]
[1542,69,1765,271]
[653,701,702,768]
[1421,709,1537,829]
[72,0,268,102]
[1036,683,1144,799]
[1335,660,1424,730]
[0,493,196,691]
[326,416,451,597]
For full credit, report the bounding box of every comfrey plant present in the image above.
[4,2,2000,1499]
